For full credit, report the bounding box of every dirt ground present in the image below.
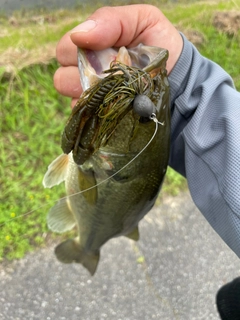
[213,11,240,36]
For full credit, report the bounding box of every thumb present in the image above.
[70,5,182,72]
[70,5,167,49]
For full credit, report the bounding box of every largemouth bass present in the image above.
[43,44,170,275]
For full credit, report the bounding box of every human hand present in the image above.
[54,4,183,107]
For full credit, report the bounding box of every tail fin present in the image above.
[55,238,100,276]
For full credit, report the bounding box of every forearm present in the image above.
[168,34,240,256]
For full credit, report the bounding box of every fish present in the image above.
[43,44,170,275]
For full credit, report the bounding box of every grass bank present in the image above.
[0,0,239,261]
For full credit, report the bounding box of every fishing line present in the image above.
[1,115,163,227]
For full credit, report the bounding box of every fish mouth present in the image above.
[128,44,168,70]
[78,47,119,91]
[77,44,168,91]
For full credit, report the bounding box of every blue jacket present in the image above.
[168,34,240,257]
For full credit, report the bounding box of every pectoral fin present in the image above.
[43,154,69,188]
[55,238,100,276]
[125,226,140,241]
[78,167,97,205]
[47,198,76,233]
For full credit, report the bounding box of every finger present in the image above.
[70,5,163,49]
[56,4,164,67]
[68,4,182,72]
[54,66,82,98]
[56,32,78,67]
[56,5,145,67]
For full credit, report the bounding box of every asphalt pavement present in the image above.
[0,191,239,320]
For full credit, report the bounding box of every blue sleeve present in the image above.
[168,34,240,257]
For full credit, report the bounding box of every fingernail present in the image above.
[71,20,97,33]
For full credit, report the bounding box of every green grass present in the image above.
[0,0,239,261]
[0,61,69,259]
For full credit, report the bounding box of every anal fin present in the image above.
[55,238,100,276]
[125,226,140,241]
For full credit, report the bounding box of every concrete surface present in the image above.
[0,191,239,320]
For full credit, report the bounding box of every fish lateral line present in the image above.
[1,118,161,227]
